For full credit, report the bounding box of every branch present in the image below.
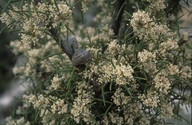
[178,35,192,46]
[112,0,125,36]
[178,39,187,46]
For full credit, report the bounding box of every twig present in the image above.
[112,0,125,36]
[178,40,187,46]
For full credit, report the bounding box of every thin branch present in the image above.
[112,0,125,36]
[178,35,192,46]
[178,39,187,46]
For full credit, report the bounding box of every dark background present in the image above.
[0,1,16,95]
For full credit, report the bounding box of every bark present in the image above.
[112,0,125,36]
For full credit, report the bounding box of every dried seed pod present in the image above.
[72,49,91,66]
[61,37,79,59]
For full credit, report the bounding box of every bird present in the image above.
[61,36,91,66]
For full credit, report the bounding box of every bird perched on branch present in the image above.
[61,37,91,66]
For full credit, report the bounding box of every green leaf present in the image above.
[67,67,75,89]
[124,10,132,18]
[125,31,134,39]
[122,85,132,97]
[35,109,40,122]
[105,104,113,115]
[148,85,154,94]
[65,24,75,35]
[32,1,39,16]
[1,0,12,14]
[109,82,113,91]
[110,58,116,69]
[71,0,82,8]
[94,98,112,104]
[102,85,106,106]
[134,76,146,80]
[132,62,141,70]
[0,20,15,34]
[54,0,59,11]
[116,1,125,20]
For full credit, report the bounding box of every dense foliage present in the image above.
[0,0,191,124]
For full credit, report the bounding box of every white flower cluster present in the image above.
[139,92,160,108]
[91,24,114,43]
[103,102,150,125]
[10,40,29,55]
[12,65,25,76]
[181,31,190,41]
[0,12,13,27]
[180,66,192,79]
[23,94,50,109]
[0,1,72,46]
[123,103,141,125]
[94,0,113,25]
[159,38,179,56]
[81,0,94,12]
[84,58,134,86]
[10,38,71,80]
[24,93,68,121]
[107,40,125,57]
[153,70,171,94]
[138,116,150,125]
[130,10,174,41]
[0,5,21,27]
[167,63,180,75]
[108,112,124,125]
[143,0,166,12]
[71,82,95,124]
[115,63,135,85]
[138,49,157,73]
[112,87,130,106]
[49,1,72,28]
[40,110,56,125]
[5,117,30,125]
[41,53,71,73]
[50,75,65,90]
[88,47,101,57]
[138,49,156,63]
[51,99,68,115]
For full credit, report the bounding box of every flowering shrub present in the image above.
[0,0,191,124]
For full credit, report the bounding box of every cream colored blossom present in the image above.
[88,58,135,85]
[23,94,50,109]
[71,82,95,124]
[145,0,166,12]
[51,99,68,114]
[180,66,192,79]
[138,49,156,63]
[108,112,124,125]
[5,116,30,125]
[112,87,130,106]
[139,92,160,108]
[131,10,174,41]
[167,63,180,75]
[50,75,66,90]
[153,70,171,94]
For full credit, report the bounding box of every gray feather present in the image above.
[72,49,91,66]
[61,37,79,58]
